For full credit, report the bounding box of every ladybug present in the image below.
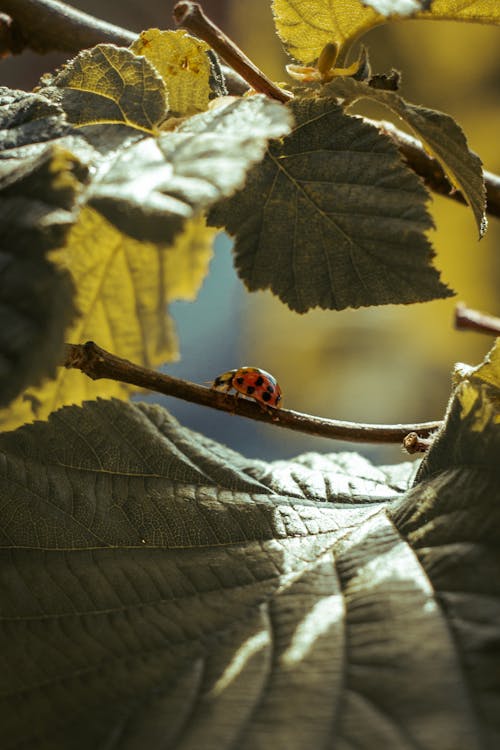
[211,367,282,410]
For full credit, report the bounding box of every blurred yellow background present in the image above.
[2,1,499,463]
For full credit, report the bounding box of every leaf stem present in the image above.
[172,1,292,103]
[454,303,500,336]
[64,341,442,445]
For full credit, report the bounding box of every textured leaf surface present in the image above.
[272,0,500,64]
[209,96,452,313]
[0,380,498,748]
[0,89,84,407]
[40,44,167,132]
[0,210,215,431]
[131,29,211,116]
[327,77,487,236]
[89,95,293,244]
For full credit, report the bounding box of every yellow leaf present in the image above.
[272,0,500,64]
[0,209,215,431]
[272,0,379,63]
[48,44,167,132]
[131,29,211,116]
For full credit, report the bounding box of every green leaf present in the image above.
[0,88,86,408]
[89,95,293,244]
[325,77,487,237]
[0,394,497,748]
[209,96,452,313]
[39,44,168,133]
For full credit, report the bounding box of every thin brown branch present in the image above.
[0,0,136,54]
[455,303,500,336]
[172,1,291,103]
[64,341,443,445]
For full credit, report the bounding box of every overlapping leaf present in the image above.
[89,95,293,244]
[131,29,212,116]
[325,76,487,236]
[210,96,452,312]
[0,88,87,408]
[0,209,215,432]
[0,352,498,748]
[273,0,500,63]
[39,44,168,132]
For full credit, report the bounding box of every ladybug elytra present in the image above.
[211,367,282,410]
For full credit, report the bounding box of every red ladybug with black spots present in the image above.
[211,367,282,410]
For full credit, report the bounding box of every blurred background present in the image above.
[3,0,499,463]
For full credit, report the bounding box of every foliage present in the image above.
[1,341,499,748]
[0,4,495,416]
[1,1,500,747]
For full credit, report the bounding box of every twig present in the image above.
[0,0,136,54]
[172,1,291,103]
[64,341,443,445]
[455,303,500,336]
[402,431,436,454]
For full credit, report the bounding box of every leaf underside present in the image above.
[210,96,452,313]
[272,0,500,64]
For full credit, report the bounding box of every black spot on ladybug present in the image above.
[246,386,255,394]
[236,377,244,385]
[267,385,274,393]
[255,376,264,386]
[262,391,272,402]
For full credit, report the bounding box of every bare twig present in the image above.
[0,0,136,53]
[64,341,443,445]
[173,1,291,103]
[455,303,500,336]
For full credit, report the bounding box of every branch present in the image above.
[455,303,500,336]
[172,1,291,103]
[0,0,136,53]
[64,341,443,445]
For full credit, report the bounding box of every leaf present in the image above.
[272,0,500,64]
[0,209,215,431]
[272,0,381,63]
[89,95,293,244]
[209,96,452,313]
[39,44,168,132]
[326,76,487,237]
[0,394,497,748]
[131,29,212,116]
[0,89,86,408]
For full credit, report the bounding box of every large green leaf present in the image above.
[0,371,498,747]
[0,88,86,407]
[89,95,293,244]
[325,77,487,237]
[209,96,452,312]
